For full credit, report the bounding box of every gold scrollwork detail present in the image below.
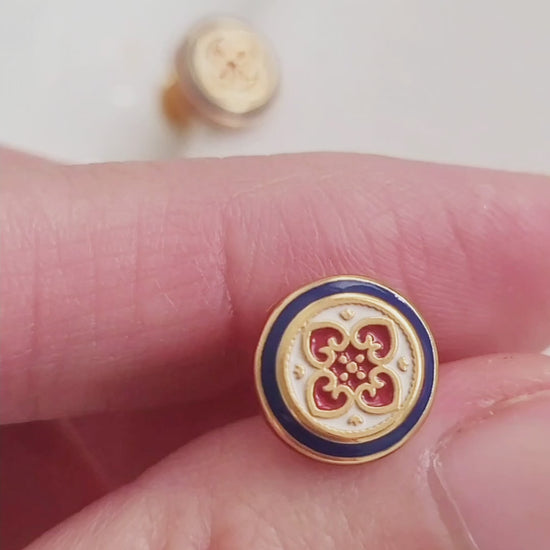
[305,369,354,418]
[351,318,398,365]
[302,321,349,369]
[303,317,402,419]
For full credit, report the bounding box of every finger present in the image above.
[2,151,550,423]
[0,146,55,168]
[25,354,550,550]
[66,385,258,487]
[0,420,109,550]
[0,392,256,549]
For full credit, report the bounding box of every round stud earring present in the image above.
[255,276,438,464]
[162,16,279,128]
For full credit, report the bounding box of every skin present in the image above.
[1,148,550,549]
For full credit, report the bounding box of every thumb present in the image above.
[433,386,550,549]
[26,354,550,550]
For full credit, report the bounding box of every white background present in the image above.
[0,0,549,171]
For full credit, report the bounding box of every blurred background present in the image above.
[1,0,549,171]
[1,2,549,549]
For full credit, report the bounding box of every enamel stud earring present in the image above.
[162,16,279,128]
[255,276,438,464]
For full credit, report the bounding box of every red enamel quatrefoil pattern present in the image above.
[302,319,402,418]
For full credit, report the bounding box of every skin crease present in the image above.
[0,149,550,549]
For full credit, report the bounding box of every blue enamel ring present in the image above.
[254,276,438,464]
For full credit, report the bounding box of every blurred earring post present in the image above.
[161,17,279,129]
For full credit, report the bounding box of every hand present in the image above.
[1,149,550,550]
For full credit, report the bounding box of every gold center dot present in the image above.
[339,372,349,382]
[346,361,358,374]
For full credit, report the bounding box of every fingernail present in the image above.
[431,391,550,550]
